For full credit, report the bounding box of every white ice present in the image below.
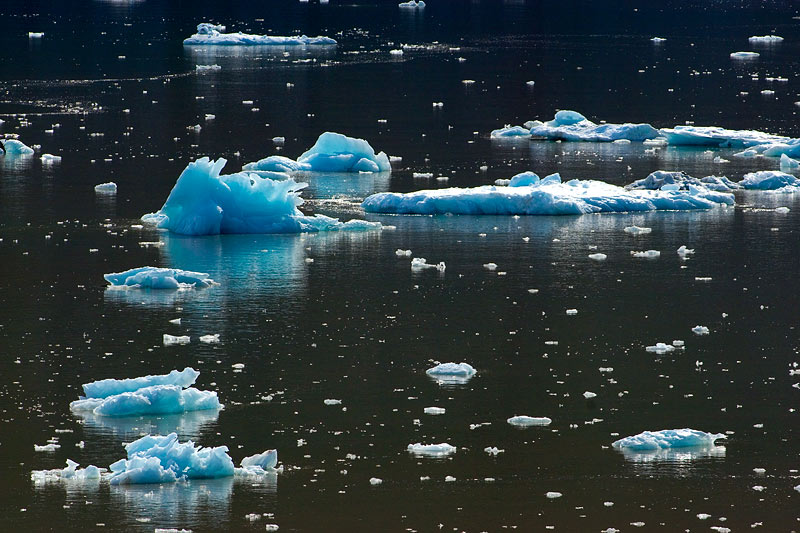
[626,170,741,192]
[411,258,446,272]
[94,182,117,194]
[612,429,725,451]
[31,460,106,484]
[399,0,426,7]
[507,415,552,426]
[407,443,456,456]
[623,226,652,235]
[527,110,659,142]
[692,325,709,335]
[80,367,200,399]
[730,51,760,59]
[780,154,800,171]
[588,253,607,261]
[424,406,446,415]
[163,334,191,345]
[104,267,217,289]
[738,171,800,190]
[184,23,336,46]
[141,157,380,236]
[426,362,476,378]
[748,35,783,43]
[363,171,734,216]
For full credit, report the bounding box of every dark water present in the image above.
[1,1,800,531]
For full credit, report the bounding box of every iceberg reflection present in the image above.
[76,410,220,442]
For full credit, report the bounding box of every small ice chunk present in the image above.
[546,492,562,499]
[324,399,342,405]
[588,253,607,261]
[163,334,190,346]
[41,153,62,164]
[692,325,709,335]
[583,391,597,399]
[775,206,790,214]
[650,37,666,42]
[426,362,476,378]
[677,245,694,256]
[484,447,504,455]
[624,226,652,235]
[407,443,456,456]
[239,449,278,471]
[423,406,446,415]
[730,51,760,59]
[34,443,61,452]
[369,477,383,485]
[631,250,660,258]
[395,249,412,257]
[199,334,220,344]
[105,267,216,289]
[612,429,725,451]
[29,32,45,38]
[94,182,117,194]
[411,258,446,272]
[81,367,199,399]
[169,318,182,325]
[195,64,221,71]
[507,415,552,427]
[566,309,578,315]
[748,35,783,43]
[646,342,675,354]
[483,262,498,271]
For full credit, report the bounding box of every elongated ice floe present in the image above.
[612,429,725,451]
[1,138,35,155]
[748,35,783,43]
[141,157,380,235]
[244,132,390,173]
[626,170,742,192]
[81,367,200,399]
[508,415,552,426]
[104,267,217,289]
[94,182,117,194]
[399,0,426,7]
[362,171,734,216]
[184,23,336,46]
[426,362,477,378]
[659,125,800,158]
[738,171,800,190]
[407,443,456,456]
[527,110,659,142]
[31,459,106,484]
[730,51,759,59]
[69,368,221,417]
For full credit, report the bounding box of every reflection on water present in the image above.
[76,410,220,442]
[0,153,34,172]
[618,446,727,478]
[298,170,392,200]
[185,44,337,70]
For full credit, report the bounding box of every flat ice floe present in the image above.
[142,157,380,235]
[492,110,658,142]
[730,51,760,59]
[104,267,217,289]
[426,362,477,378]
[407,443,457,456]
[626,170,742,192]
[748,35,783,43]
[660,125,800,158]
[184,23,336,46]
[507,415,552,426]
[362,171,734,216]
[612,429,725,451]
[69,368,222,417]
[244,132,391,173]
[399,0,426,7]
[31,459,106,484]
[738,171,800,190]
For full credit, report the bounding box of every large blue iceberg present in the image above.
[626,170,742,192]
[738,170,800,190]
[184,23,336,46]
[243,132,391,174]
[141,157,381,236]
[362,171,734,216]
[104,267,217,289]
[1,138,35,155]
[70,368,222,417]
[660,125,800,158]
[612,429,726,451]
[491,111,659,142]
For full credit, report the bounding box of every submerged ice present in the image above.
[363,171,733,216]
[104,267,217,289]
[184,23,336,46]
[244,132,390,173]
[142,157,380,236]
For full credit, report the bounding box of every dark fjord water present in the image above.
[1,1,799,531]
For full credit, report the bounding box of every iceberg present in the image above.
[184,23,336,46]
[659,125,788,149]
[407,443,456,456]
[81,367,200,399]
[104,267,217,289]
[612,429,725,451]
[625,170,741,192]
[141,157,380,236]
[507,415,552,426]
[95,182,117,194]
[490,125,532,138]
[748,35,783,43]
[244,132,390,174]
[31,460,106,484]
[362,172,734,216]
[730,51,759,59]
[1,139,35,155]
[426,362,477,378]
[527,110,659,142]
[399,0,426,7]
[780,153,800,171]
[738,171,800,190]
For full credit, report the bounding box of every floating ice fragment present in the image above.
[94,182,117,194]
[588,253,607,261]
[646,343,675,354]
[411,258,446,272]
[566,309,578,315]
[624,225,652,235]
[163,334,191,345]
[612,429,725,451]
[407,443,456,457]
[583,391,597,399]
[195,64,221,71]
[199,334,220,344]
[31,459,105,484]
[389,49,403,56]
[395,249,412,257]
[28,32,45,38]
[525,110,659,142]
[545,492,562,499]
[105,267,216,289]
[484,447,504,455]
[184,23,336,46]
[41,153,61,164]
[490,125,531,138]
[730,51,760,59]
[775,206,790,213]
[697,513,711,520]
[142,157,380,235]
[677,245,694,256]
[483,262,498,271]
[70,385,221,417]
[34,443,61,452]
[80,367,200,399]
[692,325,709,335]
[426,362,476,378]
[739,171,800,190]
[507,415,552,427]
[231,363,245,369]
[650,37,666,42]
[780,153,800,171]
[239,449,278,471]
[631,250,660,258]
[399,0,426,7]
[1,139,35,155]
[423,406,446,415]
[748,35,783,43]
[369,477,383,485]
[324,399,342,405]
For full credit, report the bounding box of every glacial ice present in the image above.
[659,125,790,150]
[244,132,390,174]
[424,406,446,415]
[184,23,336,46]
[31,460,106,484]
[81,367,200,399]
[399,0,426,7]
[362,171,734,216]
[612,429,725,451]
[528,110,660,142]
[104,267,217,289]
[692,325,709,335]
[626,170,741,192]
[507,415,552,426]
[163,334,191,346]
[141,157,380,236]
[730,51,760,59]
[426,362,477,378]
[780,154,800,171]
[588,253,607,261]
[407,443,456,456]
[1,139,35,155]
[748,35,783,43]
[738,171,800,190]
[95,182,117,193]
[624,225,652,235]
[490,125,532,138]
[411,258,446,272]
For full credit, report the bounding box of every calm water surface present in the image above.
[1,1,799,531]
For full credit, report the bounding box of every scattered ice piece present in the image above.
[195,64,221,71]
[324,399,342,405]
[389,49,403,56]
[41,153,61,164]
[546,492,562,499]
[740,171,800,190]
[748,35,783,43]
[444,475,456,482]
[184,23,336,46]
[423,407,446,415]
[730,51,760,59]
[677,245,694,256]
[31,460,105,483]
[651,37,666,42]
[163,334,191,346]
[779,153,800,171]
[426,362,476,379]
[411,258,446,272]
[646,343,675,354]
[105,267,216,289]
[484,447,504,455]
[1,139,35,155]
[775,206,790,213]
[28,32,45,38]
[94,182,117,194]
[34,443,61,452]
[752,485,765,491]
[369,477,383,485]
[566,309,578,315]
[526,110,659,142]
[623,226,652,235]
[399,0,426,8]
[612,429,725,451]
[407,443,456,457]
[199,334,220,344]
[753,468,766,474]
[395,249,412,257]
[507,415,552,427]
[583,391,597,399]
[80,367,200,399]
[588,253,607,261]
[483,262,498,271]
[692,325,709,335]
[697,513,711,520]
[231,363,245,369]
[412,172,434,178]
[631,250,660,258]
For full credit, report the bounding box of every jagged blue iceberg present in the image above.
[70,368,222,417]
[104,267,217,289]
[626,170,742,192]
[141,157,380,236]
[739,170,800,190]
[612,429,726,451]
[362,171,734,216]
[184,23,336,46]
[1,138,35,155]
[492,111,659,142]
[244,132,391,174]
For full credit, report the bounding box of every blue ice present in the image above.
[104,267,217,289]
[526,110,660,142]
[184,23,336,46]
[659,125,800,158]
[399,1,426,8]
[362,172,734,216]
[612,429,726,451]
[70,385,222,417]
[1,139,35,155]
[738,170,800,190]
[81,367,200,399]
[244,132,391,174]
[141,157,381,236]
[626,170,742,192]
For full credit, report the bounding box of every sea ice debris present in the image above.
[507,415,552,427]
